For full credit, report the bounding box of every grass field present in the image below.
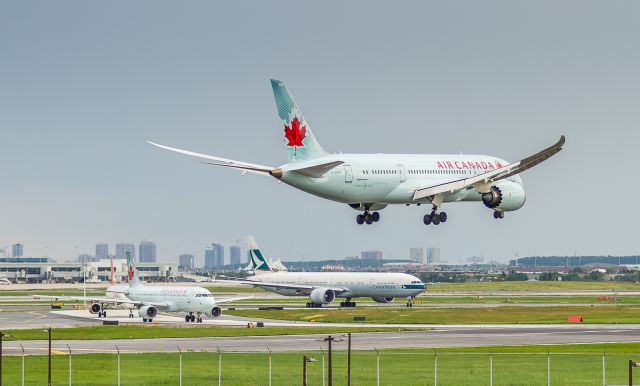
[429,281,640,292]
[2,343,640,385]
[1,325,419,341]
[227,305,640,324]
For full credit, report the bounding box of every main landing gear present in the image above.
[406,296,415,308]
[97,310,107,318]
[185,312,203,323]
[340,298,357,308]
[423,205,447,226]
[356,210,380,225]
[493,210,505,219]
[306,302,323,308]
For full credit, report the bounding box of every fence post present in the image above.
[547,352,550,386]
[375,348,380,386]
[267,347,272,386]
[490,353,493,386]
[67,344,72,386]
[217,347,222,386]
[602,351,606,386]
[178,347,182,386]
[20,343,25,386]
[434,351,438,386]
[320,347,325,386]
[115,345,120,386]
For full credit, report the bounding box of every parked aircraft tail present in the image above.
[109,254,116,286]
[126,251,140,287]
[247,236,273,274]
[271,79,327,162]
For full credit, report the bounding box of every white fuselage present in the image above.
[248,271,425,298]
[113,285,217,313]
[279,153,523,205]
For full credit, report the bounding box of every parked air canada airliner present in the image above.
[36,252,249,323]
[216,236,426,308]
[149,79,565,225]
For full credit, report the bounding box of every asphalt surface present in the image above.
[3,325,640,355]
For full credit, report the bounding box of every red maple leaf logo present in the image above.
[495,161,503,168]
[128,265,134,281]
[284,117,306,147]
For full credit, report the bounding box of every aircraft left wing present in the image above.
[32,295,169,308]
[147,141,275,176]
[214,295,254,304]
[213,279,348,295]
[412,135,565,200]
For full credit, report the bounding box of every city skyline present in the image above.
[1,2,638,263]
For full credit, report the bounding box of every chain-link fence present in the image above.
[3,346,640,385]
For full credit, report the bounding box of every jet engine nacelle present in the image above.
[138,305,158,319]
[309,288,336,304]
[481,181,526,212]
[89,303,102,314]
[372,297,394,303]
[205,306,222,318]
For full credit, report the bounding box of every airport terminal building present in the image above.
[0,257,177,283]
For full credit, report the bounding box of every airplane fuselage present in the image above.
[248,271,425,298]
[278,153,523,206]
[123,285,216,313]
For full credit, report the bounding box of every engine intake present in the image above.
[481,181,526,212]
[309,288,336,305]
[89,303,101,314]
[205,306,222,318]
[372,297,394,303]
[138,305,157,318]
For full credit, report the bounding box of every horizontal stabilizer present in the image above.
[289,160,344,177]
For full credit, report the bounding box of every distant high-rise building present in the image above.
[361,250,383,260]
[230,246,241,265]
[205,243,224,269]
[139,241,157,263]
[96,243,109,260]
[427,247,441,264]
[410,247,424,263]
[179,254,195,270]
[115,243,136,260]
[78,253,98,263]
[12,244,23,258]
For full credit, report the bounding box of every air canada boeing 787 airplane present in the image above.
[149,79,565,225]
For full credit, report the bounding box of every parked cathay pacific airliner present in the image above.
[216,237,425,308]
[36,252,249,323]
[149,79,565,225]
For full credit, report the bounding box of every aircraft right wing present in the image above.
[213,279,347,295]
[32,295,169,308]
[147,141,276,176]
[412,135,565,200]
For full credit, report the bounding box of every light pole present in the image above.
[347,333,352,386]
[0,331,4,386]
[318,335,342,386]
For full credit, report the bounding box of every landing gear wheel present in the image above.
[439,212,447,223]
[493,211,504,219]
[365,213,373,224]
[432,215,441,225]
[185,315,190,323]
[191,315,196,322]
[143,318,148,323]
[102,311,107,317]
[423,214,432,225]
[372,212,380,222]
[356,214,364,225]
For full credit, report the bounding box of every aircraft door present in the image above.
[397,164,406,182]
[344,165,353,183]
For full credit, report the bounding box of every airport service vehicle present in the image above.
[36,253,248,323]
[216,236,425,308]
[149,79,565,226]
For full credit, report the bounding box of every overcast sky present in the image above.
[1,1,639,265]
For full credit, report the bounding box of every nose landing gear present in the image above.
[493,210,505,219]
[423,205,447,226]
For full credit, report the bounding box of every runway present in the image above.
[3,325,640,356]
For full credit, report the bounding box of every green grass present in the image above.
[1,326,421,341]
[429,281,640,292]
[2,343,640,385]
[227,305,640,324]
[418,295,640,304]
[0,289,106,297]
